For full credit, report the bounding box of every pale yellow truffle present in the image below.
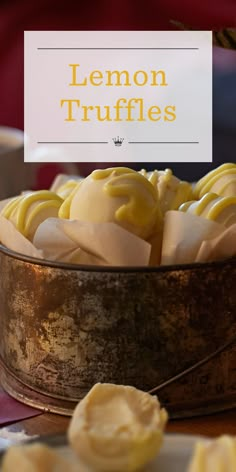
[188,436,236,472]
[1,190,63,241]
[179,192,236,228]
[68,382,168,472]
[2,443,79,472]
[194,163,236,199]
[64,167,162,240]
[140,168,193,214]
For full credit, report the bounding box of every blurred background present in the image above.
[0,0,236,193]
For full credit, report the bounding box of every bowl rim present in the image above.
[0,126,24,154]
[0,244,235,273]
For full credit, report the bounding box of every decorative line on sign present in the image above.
[37,141,199,145]
[37,47,199,50]
[128,141,199,144]
[37,141,108,144]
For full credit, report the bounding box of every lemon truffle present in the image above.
[68,383,168,472]
[63,167,162,240]
[194,163,236,199]
[1,190,63,241]
[2,443,79,472]
[188,435,236,472]
[179,192,236,228]
[140,168,193,214]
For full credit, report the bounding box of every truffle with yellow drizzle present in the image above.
[188,435,236,472]
[194,163,236,199]
[62,167,162,240]
[140,168,193,214]
[68,383,168,472]
[2,443,80,472]
[179,192,236,228]
[1,190,63,241]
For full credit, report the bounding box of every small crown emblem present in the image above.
[112,136,124,147]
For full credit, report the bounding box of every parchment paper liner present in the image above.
[161,211,236,265]
[0,216,151,266]
[0,206,235,266]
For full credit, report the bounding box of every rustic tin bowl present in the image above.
[0,244,235,418]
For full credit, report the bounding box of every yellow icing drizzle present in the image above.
[218,176,236,196]
[90,167,162,231]
[138,169,159,188]
[194,163,236,198]
[2,195,25,219]
[155,168,193,211]
[198,168,236,198]
[137,168,192,211]
[103,172,162,229]
[206,195,236,221]
[179,200,196,212]
[139,169,147,177]
[2,190,62,236]
[148,170,159,187]
[24,200,62,235]
[92,167,136,180]
[170,181,193,211]
[179,192,236,223]
[59,182,81,219]
[194,192,219,216]
[162,168,173,183]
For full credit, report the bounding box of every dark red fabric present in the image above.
[0,390,42,426]
[0,0,235,187]
[0,0,236,131]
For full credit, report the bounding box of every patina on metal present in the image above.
[0,244,235,418]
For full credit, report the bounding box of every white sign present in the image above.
[24,31,212,163]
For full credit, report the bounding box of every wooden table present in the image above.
[0,365,235,439]
[2,403,236,439]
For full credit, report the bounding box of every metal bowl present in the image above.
[0,245,235,418]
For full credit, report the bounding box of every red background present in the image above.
[1,0,236,130]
